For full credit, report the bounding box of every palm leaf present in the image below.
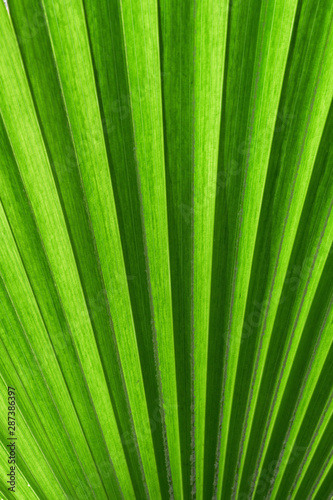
[0,0,332,499]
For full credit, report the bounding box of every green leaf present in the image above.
[0,0,332,498]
